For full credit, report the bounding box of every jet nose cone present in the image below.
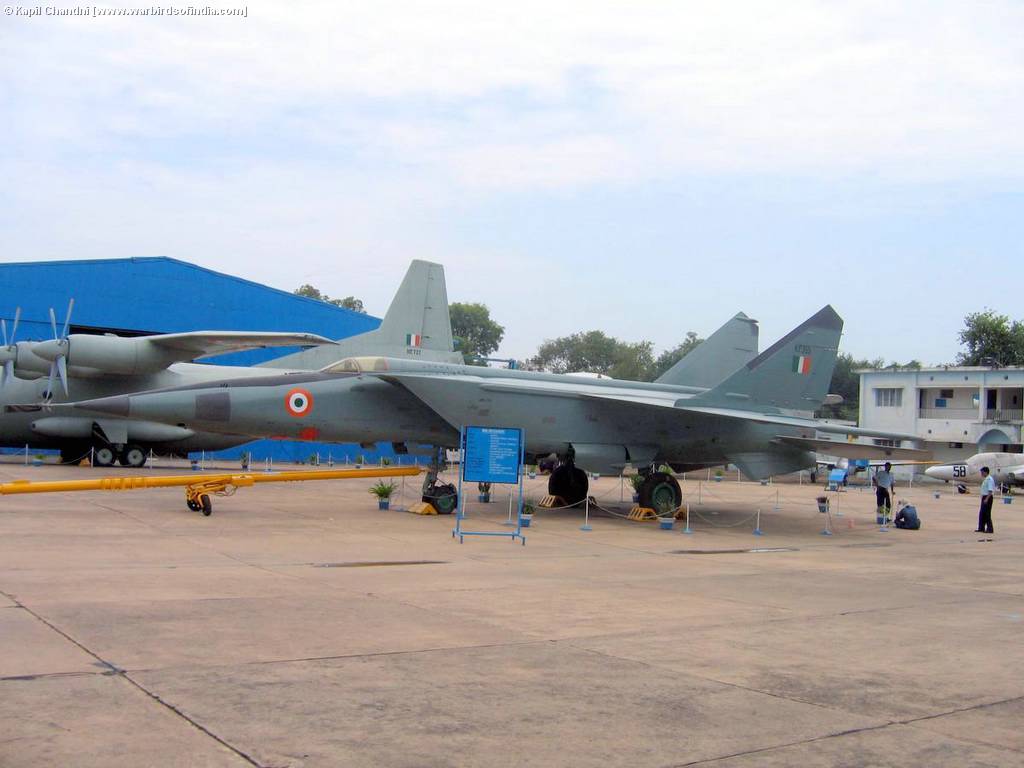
[925,466,949,480]
[33,339,65,362]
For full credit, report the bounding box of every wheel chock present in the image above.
[628,506,657,521]
[408,501,438,515]
[539,495,565,508]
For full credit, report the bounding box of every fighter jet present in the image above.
[62,305,918,512]
[0,260,459,466]
[925,452,1024,488]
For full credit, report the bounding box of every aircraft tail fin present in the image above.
[260,260,459,369]
[655,312,758,388]
[686,306,842,413]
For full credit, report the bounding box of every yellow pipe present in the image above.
[0,466,422,496]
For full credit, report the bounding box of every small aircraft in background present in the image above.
[925,452,1024,488]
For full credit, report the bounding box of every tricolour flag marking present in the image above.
[406,333,422,347]
[792,355,812,375]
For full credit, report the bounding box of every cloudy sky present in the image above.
[2,1,1022,364]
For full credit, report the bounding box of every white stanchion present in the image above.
[581,496,592,531]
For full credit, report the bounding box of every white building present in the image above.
[859,366,1024,464]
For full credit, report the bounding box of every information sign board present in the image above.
[462,426,522,485]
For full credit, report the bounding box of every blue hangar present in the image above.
[0,256,393,464]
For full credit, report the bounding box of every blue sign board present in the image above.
[462,426,522,484]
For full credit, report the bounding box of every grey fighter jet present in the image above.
[62,305,921,511]
[0,260,459,466]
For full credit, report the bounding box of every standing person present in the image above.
[874,462,895,518]
[976,466,996,534]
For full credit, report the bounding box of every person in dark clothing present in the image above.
[976,466,995,534]
[873,462,894,517]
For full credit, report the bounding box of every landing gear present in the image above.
[638,471,682,516]
[92,445,116,467]
[421,446,458,514]
[548,462,589,506]
[118,444,147,468]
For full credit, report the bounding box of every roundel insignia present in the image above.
[285,388,314,417]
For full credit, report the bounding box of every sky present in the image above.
[2,1,1023,366]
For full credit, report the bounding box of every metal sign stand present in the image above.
[453,426,526,545]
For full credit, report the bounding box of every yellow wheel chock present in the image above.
[627,506,657,521]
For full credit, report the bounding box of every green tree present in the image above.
[293,284,367,313]
[647,332,703,380]
[956,310,1024,366]
[449,302,504,363]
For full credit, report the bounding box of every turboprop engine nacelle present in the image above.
[32,335,180,376]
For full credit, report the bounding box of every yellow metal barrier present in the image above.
[0,466,423,516]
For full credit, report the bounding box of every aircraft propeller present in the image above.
[44,299,74,399]
[0,307,22,388]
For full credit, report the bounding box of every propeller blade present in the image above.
[9,307,20,345]
[1,360,11,387]
[46,360,56,399]
[56,355,69,397]
[61,298,74,338]
[1,318,6,348]
[49,307,58,339]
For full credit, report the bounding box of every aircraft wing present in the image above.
[776,436,932,461]
[149,331,337,360]
[376,372,919,448]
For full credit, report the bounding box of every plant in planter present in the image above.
[381,456,393,467]
[526,464,537,479]
[355,454,366,468]
[713,469,724,482]
[629,474,645,503]
[520,499,535,527]
[369,480,397,510]
[477,482,492,503]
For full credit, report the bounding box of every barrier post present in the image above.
[753,508,763,536]
[774,489,781,511]
[698,481,702,506]
[24,444,29,465]
[503,490,515,526]
[682,503,693,534]
[581,495,592,531]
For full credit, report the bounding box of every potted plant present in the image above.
[478,482,492,503]
[629,474,644,503]
[355,453,365,469]
[381,456,392,467]
[520,500,535,527]
[527,464,537,479]
[714,469,724,482]
[369,480,397,510]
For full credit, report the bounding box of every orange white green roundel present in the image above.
[284,388,314,417]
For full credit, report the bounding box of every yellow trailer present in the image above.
[0,466,422,516]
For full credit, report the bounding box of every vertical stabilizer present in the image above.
[260,260,461,369]
[655,312,758,388]
[687,306,842,413]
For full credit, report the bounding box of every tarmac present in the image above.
[1,460,1022,767]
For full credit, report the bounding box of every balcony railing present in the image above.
[918,408,1024,422]
[985,409,1024,423]
[918,408,979,420]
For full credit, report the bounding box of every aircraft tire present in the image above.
[92,445,116,467]
[187,499,201,512]
[200,495,213,516]
[119,444,147,468]
[423,482,458,514]
[548,464,589,506]
[639,472,682,516]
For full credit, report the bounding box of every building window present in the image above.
[873,439,897,448]
[874,388,903,407]
[948,442,963,449]
[940,389,954,399]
